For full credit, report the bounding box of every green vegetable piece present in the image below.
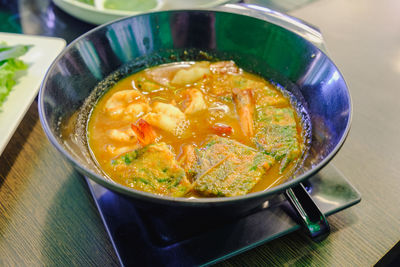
[0,44,32,62]
[0,43,31,108]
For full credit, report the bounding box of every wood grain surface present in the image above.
[1,0,400,266]
[0,103,119,266]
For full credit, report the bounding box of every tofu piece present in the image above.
[193,136,275,197]
[111,143,191,197]
[183,89,207,115]
[142,102,187,135]
[254,106,301,172]
[152,102,185,120]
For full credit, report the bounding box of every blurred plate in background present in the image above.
[53,0,237,25]
[0,33,65,156]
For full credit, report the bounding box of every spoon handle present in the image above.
[285,183,330,242]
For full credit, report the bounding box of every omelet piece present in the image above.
[193,136,275,197]
[254,106,301,172]
[111,143,191,197]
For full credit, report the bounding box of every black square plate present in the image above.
[85,164,361,266]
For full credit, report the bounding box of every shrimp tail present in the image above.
[233,88,254,137]
[131,119,157,146]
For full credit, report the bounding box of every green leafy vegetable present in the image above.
[0,43,32,108]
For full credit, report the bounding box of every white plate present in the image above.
[0,33,66,156]
[53,0,235,25]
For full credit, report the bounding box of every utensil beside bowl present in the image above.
[38,5,351,226]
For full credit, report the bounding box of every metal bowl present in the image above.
[38,5,351,220]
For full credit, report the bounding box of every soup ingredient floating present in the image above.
[88,61,305,197]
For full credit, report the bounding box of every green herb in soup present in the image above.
[87,61,306,197]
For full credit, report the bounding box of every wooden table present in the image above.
[1,0,400,265]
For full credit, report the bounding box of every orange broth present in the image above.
[87,61,305,196]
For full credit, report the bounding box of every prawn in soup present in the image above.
[87,61,306,197]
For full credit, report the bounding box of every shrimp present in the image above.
[125,102,151,118]
[108,128,137,143]
[183,88,207,115]
[233,88,254,137]
[104,90,150,120]
[106,119,157,156]
[131,119,158,146]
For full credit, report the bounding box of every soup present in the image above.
[87,61,306,197]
